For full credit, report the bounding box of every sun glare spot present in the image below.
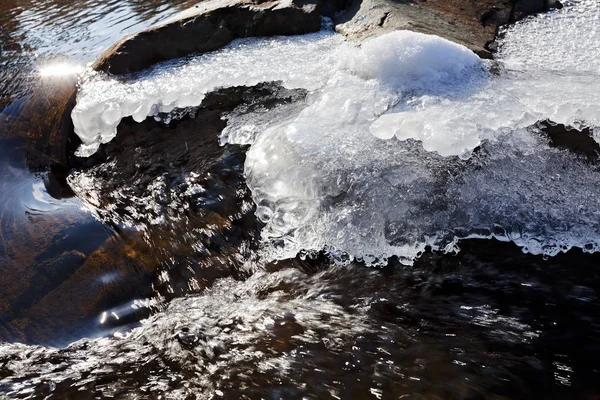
[39,62,84,78]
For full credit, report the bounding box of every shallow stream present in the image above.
[0,0,599,399]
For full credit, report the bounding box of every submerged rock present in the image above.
[0,75,77,170]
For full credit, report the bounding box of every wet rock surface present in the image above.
[93,0,329,75]
[92,0,563,76]
[537,120,600,161]
[0,75,76,170]
[0,76,156,346]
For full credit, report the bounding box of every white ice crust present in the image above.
[73,0,600,265]
[71,31,343,156]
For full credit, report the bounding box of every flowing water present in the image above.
[0,0,198,346]
[1,0,600,399]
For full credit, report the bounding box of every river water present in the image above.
[1,0,599,399]
[0,0,198,346]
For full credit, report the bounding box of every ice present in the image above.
[72,0,600,265]
[241,0,600,265]
[340,30,482,90]
[498,0,600,76]
[71,30,343,156]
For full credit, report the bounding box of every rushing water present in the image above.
[1,0,600,399]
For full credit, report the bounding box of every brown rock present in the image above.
[334,0,563,58]
[93,0,326,75]
[0,74,77,170]
[3,234,155,346]
[0,183,155,346]
[89,0,565,83]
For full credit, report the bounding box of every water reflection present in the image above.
[0,0,197,108]
[0,0,197,345]
[38,62,84,78]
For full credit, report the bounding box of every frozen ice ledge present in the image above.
[72,0,600,265]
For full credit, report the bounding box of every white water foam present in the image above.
[73,0,600,265]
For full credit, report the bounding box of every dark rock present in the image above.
[480,7,504,27]
[512,0,563,21]
[537,120,600,161]
[0,74,77,170]
[177,328,202,349]
[93,0,328,75]
[201,81,307,112]
[33,380,56,397]
[92,0,557,76]
[485,39,499,53]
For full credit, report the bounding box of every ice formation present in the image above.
[242,0,600,265]
[72,0,600,264]
[71,31,343,156]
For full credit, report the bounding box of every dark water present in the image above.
[1,241,600,399]
[0,0,198,346]
[0,1,599,399]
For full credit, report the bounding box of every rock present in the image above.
[0,195,156,346]
[536,120,599,161]
[0,73,154,348]
[0,74,77,170]
[93,0,328,75]
[90,0,565,77]
[512,0,563,21]
[334,0,563,59]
